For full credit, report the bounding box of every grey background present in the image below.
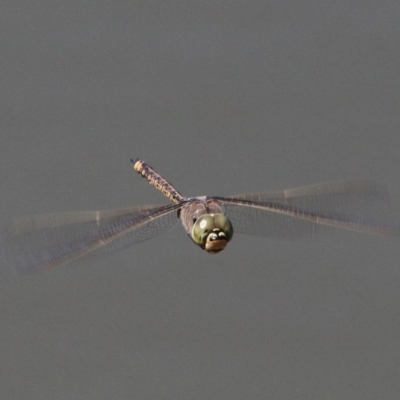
[1,1,400,399]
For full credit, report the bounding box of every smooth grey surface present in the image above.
[1,1,400,399]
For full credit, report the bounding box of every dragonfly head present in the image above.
[191,213,233,253]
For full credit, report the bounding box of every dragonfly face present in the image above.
[191,213,233,253]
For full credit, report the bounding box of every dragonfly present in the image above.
[2,159,398,274]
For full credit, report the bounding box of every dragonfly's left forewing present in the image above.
[215,181,399,239]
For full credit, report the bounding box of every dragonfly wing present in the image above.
[215,181,398,239]
[230,181,390,217]
[2,203,182,274]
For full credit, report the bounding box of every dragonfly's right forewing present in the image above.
[2,203,183,274]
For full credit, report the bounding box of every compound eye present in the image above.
[211,214,233,241]
[191,215,215,246]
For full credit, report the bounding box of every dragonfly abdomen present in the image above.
[131,159,184,204]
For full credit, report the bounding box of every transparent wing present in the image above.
[231,181,389,215]
[1,203,183,274]
[215,181,399,238]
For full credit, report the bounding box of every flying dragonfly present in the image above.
[2,159,398,274]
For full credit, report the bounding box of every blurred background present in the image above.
[1,1,400,399]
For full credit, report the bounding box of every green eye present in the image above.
[191,214,233,251]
